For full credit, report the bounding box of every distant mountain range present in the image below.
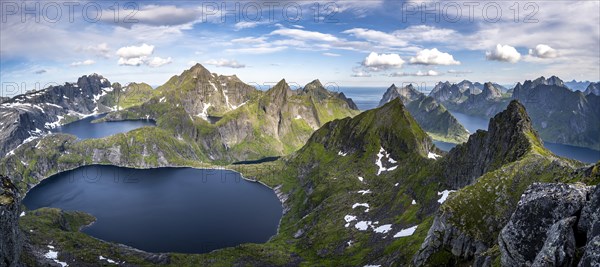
[0,64,360,162]
[378,84,469,143]
[564,79,595,91]
[428,76,600,150]
[1,62,599,266]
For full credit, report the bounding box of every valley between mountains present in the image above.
[1,64,599,266]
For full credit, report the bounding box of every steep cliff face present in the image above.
[0,74,116,156]
[378,84,423,106]
[512,78,600,150]
[0,175,21,267]
[584,82,600,96]
[412,100,588,266]
[440,100,541,188]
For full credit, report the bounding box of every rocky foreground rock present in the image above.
[0,175,21,266]
[499,183,600,267]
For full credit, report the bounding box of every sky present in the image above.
[1,0,599,96]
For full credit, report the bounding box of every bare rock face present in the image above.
[0,74,114,156]
[531,216,577,267]
[579,185,600,241]
[0,175,21,267]
[498,183,590,267]
[441,100,539,188]
[579,235,600,267]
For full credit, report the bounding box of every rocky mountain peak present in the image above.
[441,100,543,188]
[77,73,111,89]
[547,75,565,87]
[378,83,424,107]
[482,82,502,100]
[584,82,600,96]
[304,98,433,160]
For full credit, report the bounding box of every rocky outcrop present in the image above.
[0,74,116,156]
[580,236,600,266]
[498,183,593,267]
[0,175,21,267]
[413,212,489,266]
[531,216,577,267]
[378,84,423,106]
[584,82,600,96]
[429,82,462,103]
[441,100,539,188]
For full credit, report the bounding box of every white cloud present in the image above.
[529,44,558,58]
[116,44,155,59]
[118,57,146,66]
[323,52,341,57]
[226,46,286,54]
[362,52,405,71]
[116,43,171,67]
[486,44,521,63]
[351,71,371,77]
[80,43,111,58]
[102,5,201,27]
[204,59,246,68]
[70,60,96,67]
[409,48,460,65]
[231,37,267,44]
[390,70,440,77]
[147,57,172,67]
[234,21,269,30]
[270,28,339,42]
[343,28,407,47]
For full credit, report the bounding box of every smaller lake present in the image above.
[23,166,283,254]
[52,114,155,139]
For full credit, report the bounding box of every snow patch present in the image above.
[20,211,25,217]
[358,176,364,183]
[357,189,372,195]
[344,215,357,227]
[44,246,68,267]
[375,147,397,175]
[373,224,392,234]
[354,221,373,231]
[45,115,64,129]
[352,203,370,212]
[197,103,212,121]
[411,199,417,205]
[437,190,455,204]
[393,225,418,238]
[159,97,166,103]
[428,152,441,159]
[99,256,117,264]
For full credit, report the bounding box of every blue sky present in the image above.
[1,0,599,95]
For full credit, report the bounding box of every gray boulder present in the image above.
[499,183,589,266]
[579,235,600,267]
[531,216,577,267]
[579,185,600,241]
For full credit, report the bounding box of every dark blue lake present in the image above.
[52,114,155,139]
[437,111,600,164]
[22,165,283,254]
